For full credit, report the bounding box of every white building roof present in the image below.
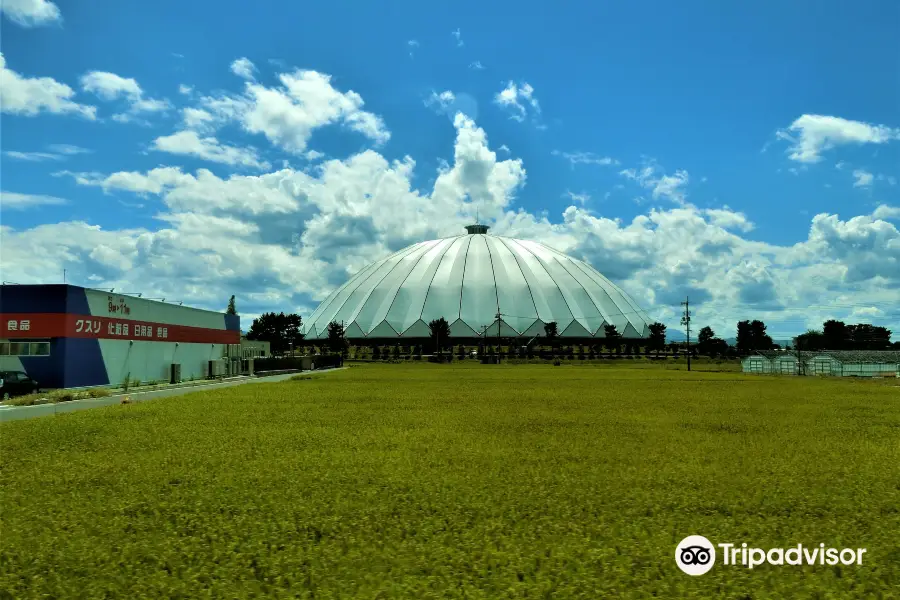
[303,227,652,339]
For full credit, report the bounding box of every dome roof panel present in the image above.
[400,319,431,338]
[382,238,457,334]
[419,236,469,326]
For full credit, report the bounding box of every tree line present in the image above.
[242,308,897,357]
[793,320,893,351]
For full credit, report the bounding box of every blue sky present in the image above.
[1,0,898,340]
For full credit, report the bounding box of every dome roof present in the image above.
[304,226,651,340]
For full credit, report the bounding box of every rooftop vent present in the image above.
[464,224,490,234]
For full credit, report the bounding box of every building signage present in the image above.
[6,319,32,332]
[108,296,131,316]
[1,313,237,344]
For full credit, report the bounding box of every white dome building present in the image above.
[303,225,651,341]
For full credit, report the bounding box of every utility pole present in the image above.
[681,296,691,372]
[496,312,502,365]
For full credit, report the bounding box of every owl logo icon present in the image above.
[676,535,716,575]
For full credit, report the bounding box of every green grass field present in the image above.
[2,363,898,598]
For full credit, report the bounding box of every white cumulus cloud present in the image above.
[1,191,67,209]
[852,169,874,187]
[564,191,591,206]
[620,161,690,205]
[194,68,390,154]
[0,53,96,119]
[80,70,171,123]
[0,0,60,27]
[776,114,900,163]
[494,81,540,123]
[230,57,257,80]
[873,205,900,220]
[151,130,271,170]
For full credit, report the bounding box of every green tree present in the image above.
[603,324,622,354]
[696,326,729,357]
[543,322,559,355]
[847,324,892,350]
[735,320,774,355]
[246,312,303,355]
[428,317,451,357]
[697,326,714,351]
[822,320,849,350]
[326,321,348,357]
[794,330,826,352]
[226,295,237,315]
[647,322,667,357]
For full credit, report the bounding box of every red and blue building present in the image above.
[0,284,241,389]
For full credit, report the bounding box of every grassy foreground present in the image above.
[1,363,898,598]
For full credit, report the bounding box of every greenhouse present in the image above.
[811,351,900,377]
[771,354,800,375]
[742,351,900,377]
[741,354,773,374]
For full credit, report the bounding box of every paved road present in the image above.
[0,368,347,423]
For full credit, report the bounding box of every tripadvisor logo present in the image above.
[675,536,867,575]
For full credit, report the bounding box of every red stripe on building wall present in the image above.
[0,313,240,344]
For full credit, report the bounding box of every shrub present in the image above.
[553,358,561,366]
[51,390,76,403]
[4,393,42,406]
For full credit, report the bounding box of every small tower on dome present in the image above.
[465,207,489,234]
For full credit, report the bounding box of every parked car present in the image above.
[0,371,40,400]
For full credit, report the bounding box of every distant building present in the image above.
[240,336,269,358]
[303,224,652,342]
[0,284,240,389]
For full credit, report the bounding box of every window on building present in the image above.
[9,342,29,356]
[4,340,51,356]
[29,342,51,356]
